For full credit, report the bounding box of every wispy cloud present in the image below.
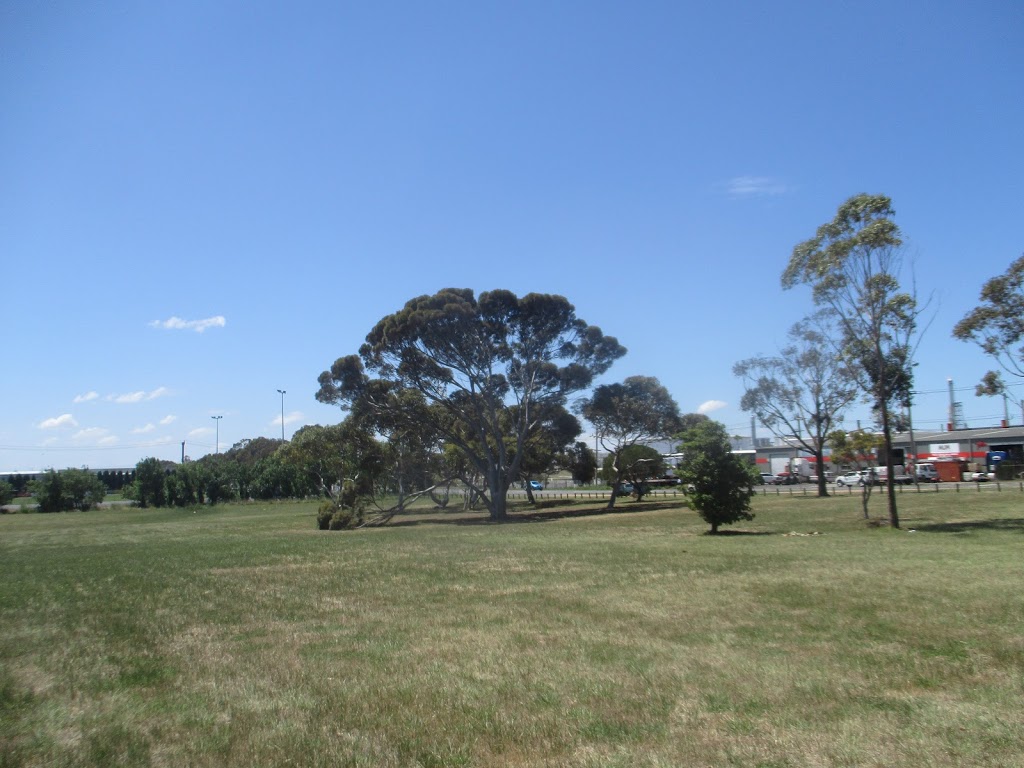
[39,414,78,429]
[159,414,177,425]
[150,315,226,333]
[73,391,99,403]
[98,435,120,446]
[698,399,727,414]
[73,427,109,441]
[269,411,304,428]
[188,427,213,438]
[132,424,156,434]
[723,176,790,198]
[107,387,171,404]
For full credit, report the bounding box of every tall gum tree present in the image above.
[316,289,625,520]
[782,193,918,528]
[734,315,859,497]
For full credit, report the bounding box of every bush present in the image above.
[317,500,366,530]
[0,480,13,507]
[28,469,106,513]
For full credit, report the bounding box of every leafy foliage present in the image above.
[282,421,385,527]
[579,376,681,508]
[953,253,1024,411]
[828,429,884,520]
[561,441,598,486]
[600,444,665,500]
[316,289,625,519]
[676,421,755,534]
[0,480,13,507]
[29,469,106,512]
[130,457,170,508]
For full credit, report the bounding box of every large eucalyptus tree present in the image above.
[316,288,625,520]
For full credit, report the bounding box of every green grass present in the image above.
[1,492,1022,766]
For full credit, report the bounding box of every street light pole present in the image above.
[276,389,286,441]
[211,415,222,453]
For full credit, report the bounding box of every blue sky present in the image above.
[2,1,1022,472]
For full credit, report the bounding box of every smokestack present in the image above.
[947,378,955,431]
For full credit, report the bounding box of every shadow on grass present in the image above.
[387,499,687,527]
[913,518,1024,534]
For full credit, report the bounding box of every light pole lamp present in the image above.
[211,415,222,453]
[276,389,286,441]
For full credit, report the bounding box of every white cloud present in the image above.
[132,424,156,434]
[108,387,171,404]
[159,414,177,425]
[150,315,226,333]
[98,435,120,446]
[39,414,78,429]
[269,410,304,428]
[111,391,146,404]
[698,399,728,414]
[188,427,213,438]
[73,391,99,403]
[724,176,789,198]
[73,427,109,441]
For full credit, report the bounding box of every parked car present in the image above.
[528,480,544,491]
[836,470,875,487]
[759,473,777,485]
[970,472,994,482]
[914,463,940,483]
[615,483,634,496]
[774,472,799,485]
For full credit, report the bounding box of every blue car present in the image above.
[528,480,544,491]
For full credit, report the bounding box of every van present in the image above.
[876,465,912,485]
[914,463,939,483]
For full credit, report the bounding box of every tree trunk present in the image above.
[875,340,900,529]
[878,397,901,529]
[605,485,618,511]
[814,449,829,497]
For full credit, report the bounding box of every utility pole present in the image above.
[277,389,287,441]
[211,415,222,453]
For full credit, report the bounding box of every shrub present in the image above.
[29,469,106,513]
[0,480,13,507]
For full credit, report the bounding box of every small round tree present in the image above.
[677,420,755,534]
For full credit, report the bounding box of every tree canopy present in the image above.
[953,253,1024,413]
[317,289,625,520]
[578,375,682,509]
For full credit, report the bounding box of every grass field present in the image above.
[2,491,1022,767]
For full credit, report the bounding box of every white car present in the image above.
[836,471,857,487]
[836,470,875,487]
[970,472,994,482]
